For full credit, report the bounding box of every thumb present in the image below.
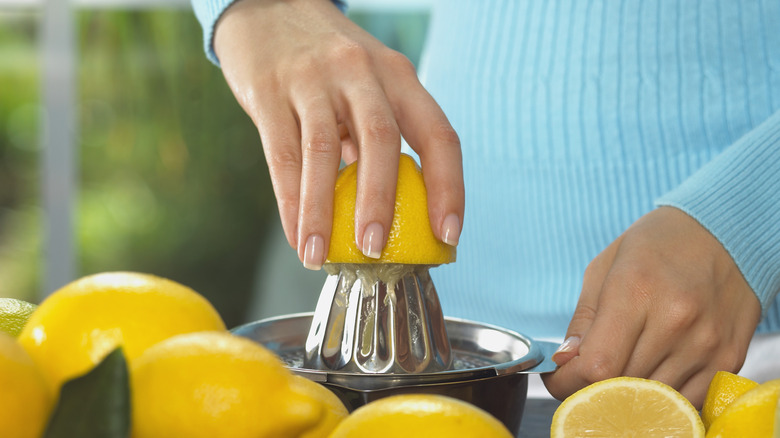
[541,296,599,400]
[551,304,592,366]
[551,237,622,366]
[550,336,581,367]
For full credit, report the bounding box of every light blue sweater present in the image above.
[193,0,780,339]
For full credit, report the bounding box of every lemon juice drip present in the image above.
[324,264,435,299]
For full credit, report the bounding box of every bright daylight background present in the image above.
[0,0,431,328]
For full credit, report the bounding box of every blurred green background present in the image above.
[0,7,428,328]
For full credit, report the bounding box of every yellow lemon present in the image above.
[551,377,705,437]
[702,371,759,429]
[0,332,54,438]
[327,394,513,438]
[706,379,780,438]
[130,331,323,438]
[290,375,349,438]
[774,400,780,438]
[326,153,456,265]
[18,272,226,394]
[0,297,37,337]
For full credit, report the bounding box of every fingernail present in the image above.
[554,336,580,354]
[302,234,325,270]
[361,222,384,259]
[552,336,581,365]
[441,213,461,246]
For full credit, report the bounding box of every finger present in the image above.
[384,59,464,245]
[545,239,649,400]
[674,327,754,409]
[576,263,649,376]
[552,238,621,366]
[648,319,752,399]
[543,243,618,397]
[294,92,342,270]
[619,293,684,378]
[620,286,706,380]
[621,331,673,379]
[546,287,646,400]
[550,336,581,366]
[677,369,718,410]
[339,123,358,164]
[647,353,701,391]
[342,81,402,259]
[256,101,303,250]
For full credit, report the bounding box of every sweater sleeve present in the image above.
[655,109,780,315]
[191,0,348,66]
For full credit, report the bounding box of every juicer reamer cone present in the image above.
[304,265,453,374]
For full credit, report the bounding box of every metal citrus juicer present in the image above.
[232,155,559,435]
[303,263,452,374]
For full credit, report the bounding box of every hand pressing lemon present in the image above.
[325,153,457,291]
[327,153,456,265]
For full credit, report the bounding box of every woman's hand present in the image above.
[214,0,464,269]
[542,206,761,408]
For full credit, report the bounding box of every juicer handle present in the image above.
[521,340,559,374]
[493,339,560,376]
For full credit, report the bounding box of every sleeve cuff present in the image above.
[192,0,349,67]
[655,110,780,314]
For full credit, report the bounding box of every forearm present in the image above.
[191,0,347,66]
[656,109,780,313]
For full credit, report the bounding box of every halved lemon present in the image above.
[705,379,780,438]
[326,153,455,265]
[551,377,705,437]
[701,371,759,429]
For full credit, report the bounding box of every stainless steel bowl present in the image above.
[232,312,558,435]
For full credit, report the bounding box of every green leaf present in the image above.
[43,347,131,438]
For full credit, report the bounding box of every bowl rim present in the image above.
[231,312,559,390]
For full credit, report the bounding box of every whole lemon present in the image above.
[328,394,513,438]
[130,331,323,438]
[18,272,226,393]
[0,332,54,438]
[0,297,37,337]
[326,153,456,265]
[290,375,349,438]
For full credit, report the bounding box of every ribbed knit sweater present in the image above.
[193,0,780,339]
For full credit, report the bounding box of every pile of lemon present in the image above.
[0,272,511,438]
[551,371,779,437]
